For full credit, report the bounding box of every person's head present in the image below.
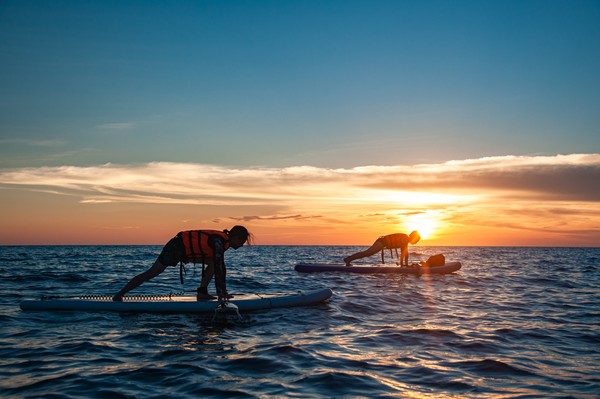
[409,230,421,245]
[226,225,253,249]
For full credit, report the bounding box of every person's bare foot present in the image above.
[196,292,216,301]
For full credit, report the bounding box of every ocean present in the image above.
[1,245,599,398]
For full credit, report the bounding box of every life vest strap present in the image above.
[179,262,186,284]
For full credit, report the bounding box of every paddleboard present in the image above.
[20,288,333,313]
[295,262,462,274]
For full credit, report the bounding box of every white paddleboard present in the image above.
[20,288,333,313]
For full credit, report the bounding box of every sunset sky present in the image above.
[1,1,599,246]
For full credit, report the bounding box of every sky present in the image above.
[0,0,599,246]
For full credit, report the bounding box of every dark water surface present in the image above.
[1,246,599,398]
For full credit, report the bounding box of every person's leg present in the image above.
[113,259,168,301]
[344,240,385,265]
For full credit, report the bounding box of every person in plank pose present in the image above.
[113,225,252,302]
[344,231,420,266]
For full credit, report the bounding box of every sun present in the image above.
[402,211,441,240]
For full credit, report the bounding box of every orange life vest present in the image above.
[179,230,230,263]
[379,233,409,263]
[382,233,408,249]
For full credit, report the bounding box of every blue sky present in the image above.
[1,1,599,246]
[1,0,598,169]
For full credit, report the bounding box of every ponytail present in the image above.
[228,225,253,245]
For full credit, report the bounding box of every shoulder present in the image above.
[387,233,409,240]
[209,235,226,249]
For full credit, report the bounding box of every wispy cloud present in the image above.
[229,215,322,222]
[355,154,600,202]
[0,154,598,205]
[0,138,67,147]
[1,154,598,245]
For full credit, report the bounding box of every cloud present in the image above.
[0,138,67,147]
[229,215,322,222]
[0,154,598,206]
[359,154,600,201]
[1,154,598,246]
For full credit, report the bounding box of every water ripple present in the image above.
[1,246,599,398]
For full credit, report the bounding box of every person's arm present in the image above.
[212,237,228,300]
[400,243,409,266]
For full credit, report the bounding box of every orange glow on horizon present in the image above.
[1,155,599,246]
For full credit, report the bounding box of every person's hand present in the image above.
[112,294,123,302]
[218,291,233,301]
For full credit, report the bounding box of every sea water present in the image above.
[0,245,598,398]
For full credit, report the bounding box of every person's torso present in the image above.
[382,233,409,249]
[178,230,230,262]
